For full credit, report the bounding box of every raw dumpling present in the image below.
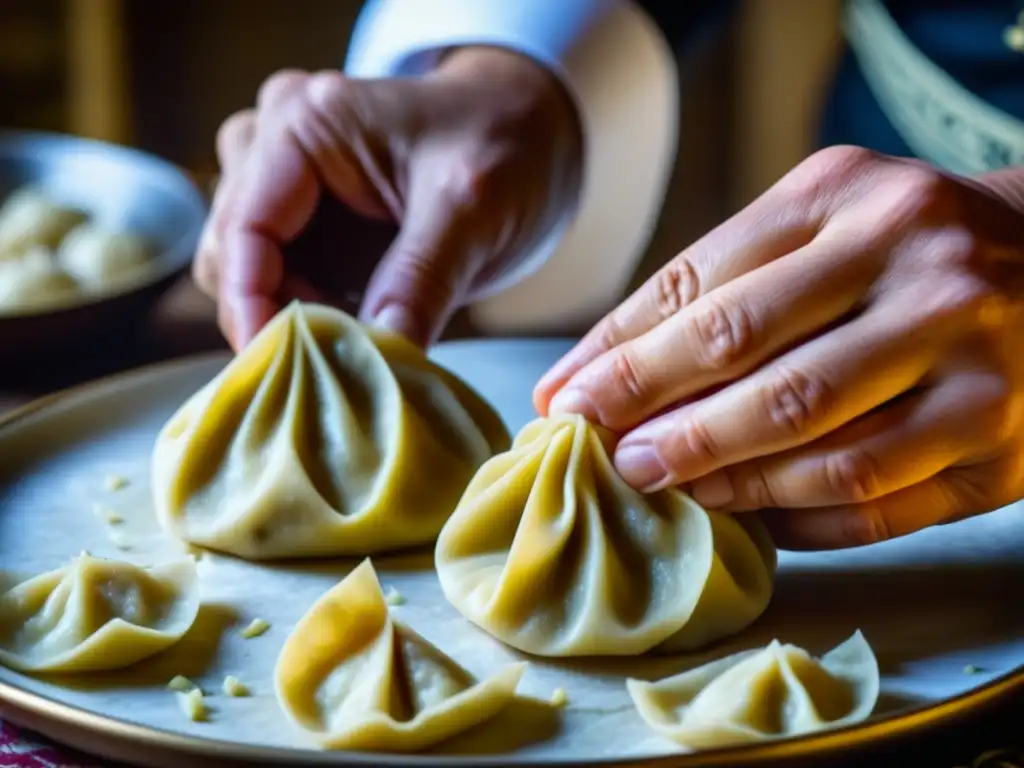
[626,631,880,750]
[57,224,151,287]
[435,415,777,657]
[0,188,86,260]
[152,302,510,559]
[0,553,200,674]
[275,559,525,752]
[0,247,80,312]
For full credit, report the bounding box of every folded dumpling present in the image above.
[0,247,79,313]
[0,553,200,674]
[57,224,151,287]
[435,415,777,657]
[275,559,525,752]
[626,631,880,749]
[152,302,510,559]
[0,188,87,260]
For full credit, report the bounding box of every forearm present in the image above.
[343,0,679,327]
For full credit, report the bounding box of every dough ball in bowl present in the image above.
[0,187,86,261]
[0,247,79,313]
[57,224,152,288]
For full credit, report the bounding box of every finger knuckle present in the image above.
[824,449,883,504]
[783,145,879,195]
[843,505,891,546]
[760,365,834,437]
[666,413,722,467]
[889,166,956,219]
[216,110,254,152]
[686,297,756,373]
[257,69,308,108]
[740,467,780,510]
[609,351,650,403]
[652,257,701,320]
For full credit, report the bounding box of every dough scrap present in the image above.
[0,553,199,673]
[436,415,777,657]
[275,559,525,752]
[626,631,880,749]
[152,302,509,559]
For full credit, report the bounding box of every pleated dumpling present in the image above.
[626,632,880,749]
[0,553,199,674]
[152,302,510,559]
[275,559,525,752]
[435,415,777,657]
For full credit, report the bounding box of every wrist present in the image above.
[977,165,1024,212]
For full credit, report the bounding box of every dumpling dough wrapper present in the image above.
[275,559,525,752]
[626,631,880,749]
[435,414,777,657]
[152,302,510,560]
[0,553,200,674]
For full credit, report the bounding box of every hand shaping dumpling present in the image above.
[0,247,79,312]
[0,553,200,674]
[626,632,880,750]
[435,415,777,657]
[152,302,509,559]
[57,224,151,287]
[0,188,86,260]
[275,559,525,752]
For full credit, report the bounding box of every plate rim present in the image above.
[0,351,1021,767]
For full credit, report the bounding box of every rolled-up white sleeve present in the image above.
[345,0,679,331]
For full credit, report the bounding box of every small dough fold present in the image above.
[152,302,510,559]
[436,415,777,657]
[626,631,880,749]
[0,554,199,674]
[275,559,524,752]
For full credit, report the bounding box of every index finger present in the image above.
[532,176,821,415]
[219,126,319,350]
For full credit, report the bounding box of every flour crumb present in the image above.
[177,688,207,722]
[223,675,250,697]
[105,474,129,491]
[550,688,569,708]
[167,675,198,693]
[240,618,270,639]
[384,586,406,606]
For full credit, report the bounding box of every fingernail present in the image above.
[615,443,669,493]
[690,471,735,509]
[549,388,596,418]
[371,304,418,341]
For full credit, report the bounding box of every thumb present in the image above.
[359,163,487,347]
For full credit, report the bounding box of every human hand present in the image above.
[194,46,580,349]
[535,146,1024,550]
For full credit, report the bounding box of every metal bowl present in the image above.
[0,130,207,360]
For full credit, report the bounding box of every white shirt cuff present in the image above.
[345,0,679,323]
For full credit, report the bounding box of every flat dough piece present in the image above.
[626,631,880,750]
[0,247,79,312]
[435,415,777,657]
[57,224,151,287]
[0,553,200,674]
[152,302,510,559]
[275,559,525,752]
[0,189,86,260]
